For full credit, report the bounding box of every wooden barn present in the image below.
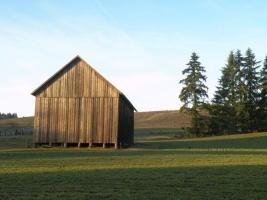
[31,56,136,148]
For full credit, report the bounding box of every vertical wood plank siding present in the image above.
[37,60,119,98]
[33,57,134,147]
[34,97,119,144]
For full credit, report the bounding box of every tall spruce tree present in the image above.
[179,52,208,135]
[258,56,267,131]
[211,51,238,133]
[242,48,261,131]
[233,50,244,102]
[233,50,248,132]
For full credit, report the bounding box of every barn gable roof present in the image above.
[31,55,136,111]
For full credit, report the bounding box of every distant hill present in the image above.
[0,117,34,137]
[0,110,191,131]
[134,110,190,129]
[0,117,33,127]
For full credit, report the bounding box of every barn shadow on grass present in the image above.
[1,165,267,200]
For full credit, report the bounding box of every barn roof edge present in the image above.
[31,55,137,111]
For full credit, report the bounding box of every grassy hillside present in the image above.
[0,110,189,138]
[135,110,190,129]
[1,132,267,199]
[1,113,267,200]
[135,131,267,149]
[0,116,33,126]
[0,117,33,137]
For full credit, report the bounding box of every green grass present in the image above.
[136,132,267,149]
[135,128,186,141]
[0,135,32,149]
[1,131,267,199]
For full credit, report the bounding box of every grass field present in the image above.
[135,128,186,141]
[1,131,267,200]
[0,117,33,126]
[134,110,190,129]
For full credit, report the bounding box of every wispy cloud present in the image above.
[0,3,180,115]
[0,1,267,116]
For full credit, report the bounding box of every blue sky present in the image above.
[1,0,267,116]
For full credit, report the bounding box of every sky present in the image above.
[0,0,267,116]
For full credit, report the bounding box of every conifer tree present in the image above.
[211,51,237,133]
[233,50,248,132]
[258,56,267,131]
[179,52,208,135]
[242,48,261,131]
[234,50,245,102]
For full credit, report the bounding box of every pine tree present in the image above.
[233,50,248,132]
[258,56,267,131]
[211,51,238,133]
[179,52,208,135]
[242,48,261,131]
[234,50,245,102]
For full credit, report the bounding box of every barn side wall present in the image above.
[117,97,134,147]
[33,97,119,145]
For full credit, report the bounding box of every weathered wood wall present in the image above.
[37,59,119,98]
[34,97,119,145]
[33,57,134,148]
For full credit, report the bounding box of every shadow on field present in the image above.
[2,148,267,163]
[135,136,267,150]
[1,165,267,200]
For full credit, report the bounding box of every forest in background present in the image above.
[179,48,267,135]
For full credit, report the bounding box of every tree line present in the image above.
[179,48,267,135]
[0,112,18,120]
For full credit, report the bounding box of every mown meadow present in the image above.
[1,131,267,200]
